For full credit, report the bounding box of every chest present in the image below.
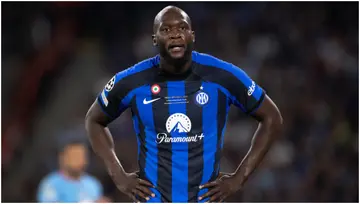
[131,81,230,134]
[58,181,97,202]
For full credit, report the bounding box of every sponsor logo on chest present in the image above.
[156,113,204,144]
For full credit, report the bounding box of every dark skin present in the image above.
[85,6,283,203]
[85,102,154,202]
[152,6,195,74]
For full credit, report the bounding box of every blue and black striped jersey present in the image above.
[97,51,265,202]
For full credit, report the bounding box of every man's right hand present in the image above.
[116,171,155,202]
[85,101,155,202]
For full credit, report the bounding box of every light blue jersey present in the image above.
[37,171,103,202]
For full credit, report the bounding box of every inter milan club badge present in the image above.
[195,90,209,106]
[151,84,161,94]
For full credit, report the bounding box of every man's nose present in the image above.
[169,30,182,39]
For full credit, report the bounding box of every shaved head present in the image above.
[152,5,195,65]
[153,6,192,33]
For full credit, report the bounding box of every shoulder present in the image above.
[104,56,159,94]
[192,51,240,73]
[192,51,251,85]
[37,172,61,201]
[113,55,160,83]
[38,172,62,195]
[40,172,62,185]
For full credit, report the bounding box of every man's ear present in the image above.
[152,34,157,46]
[192,31,195,43]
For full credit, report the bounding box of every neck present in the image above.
[160,55,192,74]
[60,169,82,180]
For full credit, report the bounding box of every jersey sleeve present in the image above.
[37,176,58,202]
[97,70,132,119]
[225,65,265,114]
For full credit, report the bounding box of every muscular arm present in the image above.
[86,72,155,202]
[85,101,128,182]
[233,95,283,186]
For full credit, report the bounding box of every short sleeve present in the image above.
[37,177,58,202]
[97,71,132,119]
[226,65,265,114]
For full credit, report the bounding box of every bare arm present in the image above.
[85,100,128,182]
[199,65,283,202]
[85,100,154,202]
[233,94,283,186]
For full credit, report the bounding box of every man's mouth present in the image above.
[168,44,185,52]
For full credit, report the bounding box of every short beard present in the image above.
[159,41,194,73]
[66,168,83,179]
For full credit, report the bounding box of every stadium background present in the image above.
[1,2,358,202]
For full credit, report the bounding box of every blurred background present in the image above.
[1,1,359,202]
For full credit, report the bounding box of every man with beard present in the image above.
[37,141,108,202]
[85,6,283,203]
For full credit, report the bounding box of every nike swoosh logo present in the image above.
[143,98,161,105]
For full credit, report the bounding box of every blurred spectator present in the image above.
[37,141,110,203]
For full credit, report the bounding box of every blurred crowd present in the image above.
[2,2,358,202]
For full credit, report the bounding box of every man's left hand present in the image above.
[198,174,242,202]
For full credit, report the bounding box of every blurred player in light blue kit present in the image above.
[37,141,109,202]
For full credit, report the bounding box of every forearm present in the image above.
[85,119,127,181]
[233,119,282,185]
